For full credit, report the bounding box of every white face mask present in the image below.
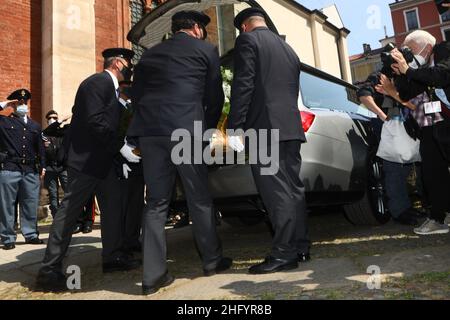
[16,104,28,116]
[409,45,429,69]
[48,119,57,125]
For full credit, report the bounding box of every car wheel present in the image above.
[344,156,390,225]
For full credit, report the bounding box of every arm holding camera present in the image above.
[376,74,416,111]
[357,72,388,121]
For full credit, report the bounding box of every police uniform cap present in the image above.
[102,48,135,62]
[234,7,267,30]
[7,89,31,103]
[172,10,211,27]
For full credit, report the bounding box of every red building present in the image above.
[390,0,450,46]
[0,0,167,124]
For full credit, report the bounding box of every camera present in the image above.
[380,43,414,78]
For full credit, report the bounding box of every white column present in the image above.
[338,30,352,83]
[42,0,96,124]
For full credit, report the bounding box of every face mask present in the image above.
[409,45,429,69]
[16,104,28,116]
[120,64,133,82]
[48,118,57,125]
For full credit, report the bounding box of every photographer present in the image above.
[357,56,422,226]
[389,30,450,235]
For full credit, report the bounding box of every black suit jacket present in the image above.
[66,71,123,179]
[228,27,306,142]
[127,32,224,138]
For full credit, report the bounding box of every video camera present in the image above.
[381,43,414,78]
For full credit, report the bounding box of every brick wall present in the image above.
[95,0,131,72]
[0,0,42,122]
[391,0,449,46]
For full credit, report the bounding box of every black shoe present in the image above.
[249,256,298,275]
[173,213,190,229]
[3,243,15,250]
[203,257,233,277]
[102,256,141,273]
[25,237,44,245]
[73,224,83,234]
[35,268,68,292]
[298,252,311,263]
[393,212,418,226]
[82,224,93,234]
[142,273,175,296]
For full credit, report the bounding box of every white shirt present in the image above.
[105,69,120,98]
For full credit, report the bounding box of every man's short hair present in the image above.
[104,57,117,70]
[404,30,437,49]
[171,18,198,34]
[46,110,58,119]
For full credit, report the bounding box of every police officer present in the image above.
[42,110,69,218]
[0,89,45,250]
[227,8,310,274]
[116,80,145,254]
[36,48,141,292]
[128,10,231,295]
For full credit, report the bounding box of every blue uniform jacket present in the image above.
[0,113,45,174]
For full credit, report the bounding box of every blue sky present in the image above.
[296,0,395,55]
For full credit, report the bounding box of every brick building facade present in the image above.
[0,0,164,124]
[1,0,351,124]
[390,0,450,46]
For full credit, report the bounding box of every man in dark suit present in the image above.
[0,89,45,250]
[115,81,145,255]
[36,48,142,292]
[228,8,310,274]
[127,10,231,296]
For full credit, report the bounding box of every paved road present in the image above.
[0,211,449,300]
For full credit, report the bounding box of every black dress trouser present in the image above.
[42,167,125,271]
[420,125,450,223]
[139,136,223,286]
[251,140,310,260]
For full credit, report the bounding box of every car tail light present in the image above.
[300,111,315,133]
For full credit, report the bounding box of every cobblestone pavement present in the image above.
[0,211,449,300]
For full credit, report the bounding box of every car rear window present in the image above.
[300,72,374,117]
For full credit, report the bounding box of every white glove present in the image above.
[120,144,141,163]
[227,136,245,153]
[122,164,132,179]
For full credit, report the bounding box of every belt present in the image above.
[6,157,37,165]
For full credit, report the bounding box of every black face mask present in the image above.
[120,63,133,82]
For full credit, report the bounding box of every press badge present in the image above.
[424,101,442,114]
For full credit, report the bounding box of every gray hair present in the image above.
[404,30,436,49]
[104,57,118,70]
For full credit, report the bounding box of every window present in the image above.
[300,72,373,117]
[442,27,450,41]
[404,9,419,31]
[130,0,146,64]
[441,10,450,23]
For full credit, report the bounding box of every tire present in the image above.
[344,156,390,225]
